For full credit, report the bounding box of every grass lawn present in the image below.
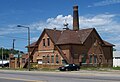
[80,66,120,71]
[113,67,120,70]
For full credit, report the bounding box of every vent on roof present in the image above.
[63,20,69,30]
[53,28,56,30]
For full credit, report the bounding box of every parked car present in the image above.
[4,63,9,67]
[58,64,80,71]
[0,63,9,67]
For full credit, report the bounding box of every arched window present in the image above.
[56,54,59,64]
[43,56,46,63]
[43,39,45,46]
[89,55,92,63]
[82,53,87,64]
[47,38,50,46]
[47,55,50,63]
[51,55,54,63]
[94,55,97,63]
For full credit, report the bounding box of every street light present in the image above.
[17,25,30,71]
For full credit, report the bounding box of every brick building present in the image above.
[10,5,114,69]
[9,53,28,69]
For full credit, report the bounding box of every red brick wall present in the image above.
[38,33,54,51]
[32,30,113,67]
[32,32,63,65]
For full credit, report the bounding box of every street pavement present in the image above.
[0,78,27,82]
[0,69,120,82]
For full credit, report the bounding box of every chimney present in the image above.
[73,5,79,30]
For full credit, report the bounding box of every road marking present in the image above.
[0,77,46,82]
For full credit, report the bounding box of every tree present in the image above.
[0,48,24,60]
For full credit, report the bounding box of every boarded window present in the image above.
[89,55,92,63]
[47,55,50,63]
[82,54,87,63]
[51,55,54,63]
[47,38,50,46]
[56,55,59,64]
[22,58,26,63]
[43,56,46,63]
[62,60,67,65]
[10,58,15,60]
[43,39,45,46]
[94,55,97,63]
[89,55,97,64]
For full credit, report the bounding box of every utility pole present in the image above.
[13,39,15,54]
[17,25,30,71]
[2,47,3,68]
[18,51,20,68]
[28,26,30,71]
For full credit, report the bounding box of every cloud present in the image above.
[28,15,73,31]
[80,14,120,50]
[1,14,120,50]
[88,0,120,7]
[31,37,39,42]
[29,14,120,50]
[29,14,119,34]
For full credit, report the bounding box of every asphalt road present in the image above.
[0,78,25,82]
[0,70,120,82]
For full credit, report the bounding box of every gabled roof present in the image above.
[45,29,61,43]
[103,40,115,46]
[29,42,37,47]
[56,30,82,45]
[29,28,114,47]
[26,41,37,48]
[77,28,93,43]
[56,28,93,45]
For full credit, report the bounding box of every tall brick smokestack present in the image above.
[73,5,79,30]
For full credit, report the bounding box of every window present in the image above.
[74,54,78,59]
[10,58,15,60]
[56,55,59,64]
[22,58,26,63]
[89,55,97,64]
[47,38,50,46]
[43,56,46,63]
[94,55,97,63]
[82,54,87,63]
[43,39,45,46]
[62,59,67,65]
[47,55,50,63]
[89,55,92,63]
[51,55,54,63]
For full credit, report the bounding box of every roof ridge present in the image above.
[79,28,94,31]
[45,28,62,32]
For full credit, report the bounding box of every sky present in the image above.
[0,0,120,52]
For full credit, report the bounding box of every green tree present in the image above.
[0,48,24,60]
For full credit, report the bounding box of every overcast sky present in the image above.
[0,0,120,52]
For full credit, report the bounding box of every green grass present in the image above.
[81,66,120,71]
[80,67,113,71]
[113,67,120,70]
[38,68,57,71]
[81,67,99,70]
